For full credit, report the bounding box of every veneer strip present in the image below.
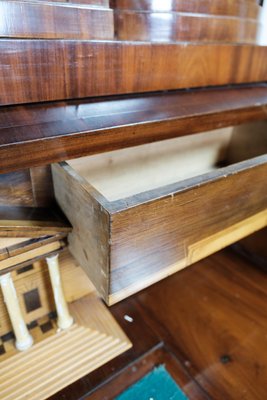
[0,1,114,40]
[114,11,258,43]
[0,85,267,173]
[0,40,267,106]
[111,0,259,18]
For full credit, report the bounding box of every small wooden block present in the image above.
[0,206,71,238]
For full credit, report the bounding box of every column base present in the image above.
[16,334,34,351]
[58,315,74,330]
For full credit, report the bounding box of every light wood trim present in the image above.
[188,209,267,264]
[0,241,62,271]
[109,209,267,305]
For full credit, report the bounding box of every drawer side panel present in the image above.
[110,162,267,303]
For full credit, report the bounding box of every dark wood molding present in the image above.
[1,85,267,173]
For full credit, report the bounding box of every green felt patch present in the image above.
[116,365,188,400]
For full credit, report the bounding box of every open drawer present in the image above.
[52,123,267,304]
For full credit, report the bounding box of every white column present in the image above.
[257,2,267,45]
[0,273,33,351]
[46,254,73,330]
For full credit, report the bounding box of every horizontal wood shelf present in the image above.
[0,84,267,173]
[1,41,267,106]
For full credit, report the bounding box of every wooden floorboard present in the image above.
[49,246,267,399]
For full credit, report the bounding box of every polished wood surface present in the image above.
[115,11,258,43]
[52,128,267,303]
[1,85,267,173]
[1,41,267,106]
[0,1,114,40]
[111,0,259,18]
[49,247,267,399]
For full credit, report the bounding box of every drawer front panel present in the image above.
[52,157,267,305]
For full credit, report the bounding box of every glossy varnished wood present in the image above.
[0,1,114,39]
[115,11,258,43]
[1,41,267,106]
[134,249,267,400]
[111,0,259,18]
[1,85,267,173]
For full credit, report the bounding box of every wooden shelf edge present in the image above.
[0,84,267,174]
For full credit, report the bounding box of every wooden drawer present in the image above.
[52,124,267,305]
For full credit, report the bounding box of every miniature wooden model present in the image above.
[0,232,131,400]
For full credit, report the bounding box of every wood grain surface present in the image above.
[1,41,267,106]
[1,85,267,174]
[0,167,54,206]
[0,1,114,40]
[115,11,258,43]
[52,146,267,304]
[111,0,259,18]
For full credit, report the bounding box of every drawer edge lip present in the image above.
[52,161,112,212]
[55,154,267,214]
[107,154,267,213]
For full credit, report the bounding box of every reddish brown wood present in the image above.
[135,249,267,400]
[0,41,267,106]
[0,85,267,173]
[111,0,259,18]
[0,1,114,40]
[115,11,258,43]
[12,0,109,4]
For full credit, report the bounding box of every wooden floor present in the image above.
[49,247,267,400]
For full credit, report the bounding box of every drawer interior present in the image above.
[67,122,267,202]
